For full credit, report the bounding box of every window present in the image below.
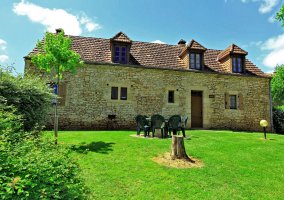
[111,87,118,100]
[120,87,127,100]
[111,87,128,100]
[232,56,243,73]
[229,95,237,109]
[168,91,174,103]
[190,53,201,70]
[114,45,127,64]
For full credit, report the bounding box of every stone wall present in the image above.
[26,62,271,132]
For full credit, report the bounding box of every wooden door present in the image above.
[191,91,203,128]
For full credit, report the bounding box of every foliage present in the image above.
[56,130,284,199]
[0,69,53,131]
[271,65,284,106]
[273,108,284,134]
[31,30,83,80]
[0,107,87,199]
[276,4,284,27]
[0,77,87,199]
[30,29,83,144]
[0,138,88,199]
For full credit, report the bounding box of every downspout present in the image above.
[269,79,274,132]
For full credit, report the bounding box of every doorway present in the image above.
[191,91,203,128]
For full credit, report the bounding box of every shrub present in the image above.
[273,108,284,134]
[0,138,88,199]
[0,69,53,131]
[0,76,88,199]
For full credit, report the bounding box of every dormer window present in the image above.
[110,32,132,65]
[232,56,243,73]
[190,53,201,70]
[114,45,127,64]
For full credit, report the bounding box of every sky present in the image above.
[1,0,284,74]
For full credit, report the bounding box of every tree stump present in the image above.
[171,135,194,162]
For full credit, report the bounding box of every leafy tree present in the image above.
[31,29,83,144]
[271,65,284,105]
[276,4,284,26]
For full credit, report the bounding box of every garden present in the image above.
[1,65,284,199]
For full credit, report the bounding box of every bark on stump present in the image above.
[171,135,194,162]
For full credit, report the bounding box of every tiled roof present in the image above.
[27,33,267,77]
[179,40,207,57]
[110,32,132,43]
[217,44,248,61]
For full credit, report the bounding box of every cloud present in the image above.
[13,0,101,35]
[261,34,284,68]
[268,14,277,23]
[151,40,166,44]
[79,14,101,32]
[0,55,9,63]
[240,0,279,14]
[0,39,7,50]
[259,0,279,13]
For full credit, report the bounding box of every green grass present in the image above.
[47,130,284,199]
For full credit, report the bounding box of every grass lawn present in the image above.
[47,130,284,199]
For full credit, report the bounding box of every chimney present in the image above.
[56,28,63,34]
[178,39,186,47]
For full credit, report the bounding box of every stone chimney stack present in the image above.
[178,39,186,47]
[56,28,63,34]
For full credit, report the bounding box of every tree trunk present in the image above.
[54,70,59,145]
[171,135,194,162]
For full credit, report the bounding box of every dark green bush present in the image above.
[0,69,87,199]
[0,138,88,199]
[0,106,88,199]
[273,108,284,134]
[0,69,53,131]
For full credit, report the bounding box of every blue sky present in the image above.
[0,0,284,74]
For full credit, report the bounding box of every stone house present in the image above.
[25,31,272,131]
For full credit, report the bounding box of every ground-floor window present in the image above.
[229,95,237,109]
[111,86,127,100]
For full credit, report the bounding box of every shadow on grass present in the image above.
[70,141,115,154]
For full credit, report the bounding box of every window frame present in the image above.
[190,52,202,70]
[168,90,175,103]
[120,87,127,100]
[229,95,237,109]
[111,87,118,100]
[232,56,244,73]
[113,45,128,64]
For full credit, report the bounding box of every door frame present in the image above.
[191,90,203,128]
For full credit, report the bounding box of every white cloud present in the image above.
[13,0,101,35]
[268,14,277,23]
[240,0,279,14]
[79,14,101,32]
[0,39,7,50]
[151,40,166,44]
[259,0,278,13]
[261,34,284,68]
[0,55,9,63]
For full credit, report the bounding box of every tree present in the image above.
[272,5,284,106]
[271,65,284,106]
[31,29,83,144]
[276,4,284,26]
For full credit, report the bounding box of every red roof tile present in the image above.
[217,44,248,61]
[27,33,267,77]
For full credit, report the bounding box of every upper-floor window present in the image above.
[114,45,127,64]
[190,53,201,70]
[232,56,243,73]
